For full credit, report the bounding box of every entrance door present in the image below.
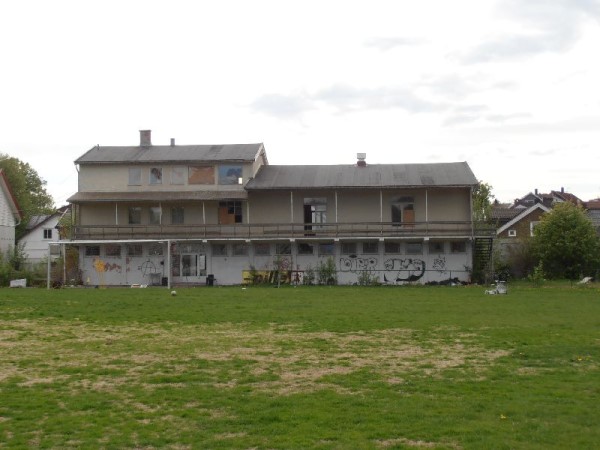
[181,254,198,277]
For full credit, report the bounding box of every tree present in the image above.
[531,202,600,280]
[472,181,495,223]
[0,154,55,238]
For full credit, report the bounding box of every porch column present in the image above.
[379,190,383,222]
[46,244,51,289]
[202,202,206,224]
[335,191,338,223]
[115,203,118,225]
[246,200,251,224]
[62,244,66,285]
[290,191,294,222]
[470,186,474,239]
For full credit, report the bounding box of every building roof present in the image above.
[245,162,477,190]
[26,214,51,230]
[491,207,521,221]
[75,143,265,165]
[497,203,550,235]
[67,191,248,203]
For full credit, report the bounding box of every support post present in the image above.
[167,239,172,289]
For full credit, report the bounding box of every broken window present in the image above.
[450,241,467,253]
[218,165,243,185]
[341,242,357,255]
[275,243,292,255]
[429,241,445,254]
[148,243,163,256]
[212,244,228,256]
[232,243,249,256]
[384,241,401,254]
[406,242,423,255]
[318,243,334,256]
[149,167,163,185]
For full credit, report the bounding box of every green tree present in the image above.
[532,202,600,280]
[0,154,55,238]
[472,181,495,222]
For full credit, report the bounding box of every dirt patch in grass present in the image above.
[0,319,509,396]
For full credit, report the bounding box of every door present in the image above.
[181,254,198,277]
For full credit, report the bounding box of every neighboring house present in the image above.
[18,206,70,267]
[512,188,582,210]
[64,130,492,286]
[0,169,22,255]
[583,199,600,234]
[496,203,550,241]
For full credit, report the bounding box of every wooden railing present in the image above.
[71,221,496,240]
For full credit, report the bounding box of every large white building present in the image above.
[63,130,493,287]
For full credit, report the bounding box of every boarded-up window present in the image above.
[128,168,142,186]
[189,166,215,184]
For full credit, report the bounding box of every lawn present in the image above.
[1,284,599,449]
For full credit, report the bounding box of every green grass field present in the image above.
[1,284,599,449]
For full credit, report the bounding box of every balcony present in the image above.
[71,221,496,241]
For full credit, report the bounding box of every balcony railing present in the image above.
[71,221,496,241]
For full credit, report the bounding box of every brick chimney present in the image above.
[357,153,367,167]
[140,130,152,147]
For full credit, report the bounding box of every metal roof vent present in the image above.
[357,153,367,167]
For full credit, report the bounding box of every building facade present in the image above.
[64,131,491,287]
[0,170,21,255]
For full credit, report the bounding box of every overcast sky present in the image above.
[1,0,599,207]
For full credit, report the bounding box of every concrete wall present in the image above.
[77,239,473,287]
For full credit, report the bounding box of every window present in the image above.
[219,201,242,224]
[128,207,142,224]
[148,243,163,256]
[254,243,271,256]
[304,198,327,230]
[149,167,163,185]
[105,244,121,257]
[171,166,186,185]
[508,229,517,237]
[212,244,228,256]
[149,207,161,225]
[127,244,143,257]
[450,241,467,253]
[128,167,142,186]
[232,243,249,256]
[189,166,215,184]
[530,221,540,237]
[429,241,445,254]
[275,243,292,255]
[218,165,243,185]
[297,243,314,255]
[171,207,184,225]
[43,229,53,239]
[85,246,100,256]
[362,242,379,254]
[391,197,415,226]
[406,242,423,255]
[49,245,61,256]
[384,241,401,254]
[341,242,357,255]
[318,243,334,256]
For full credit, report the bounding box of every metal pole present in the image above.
[167,239,171,289]
[62,244,66,285]
[46,243,51,289]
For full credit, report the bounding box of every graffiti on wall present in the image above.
[339,256,378,272]
[383,258,426,283]
[432,255,447,274]
[242,270,292,285]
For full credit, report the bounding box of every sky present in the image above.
[1,0,599,207]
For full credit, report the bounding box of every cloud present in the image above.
[314,84,444,113]
[364,37,426,51]
[250,84,446,118]
[461,0,600,63]
[249,93,313,119]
